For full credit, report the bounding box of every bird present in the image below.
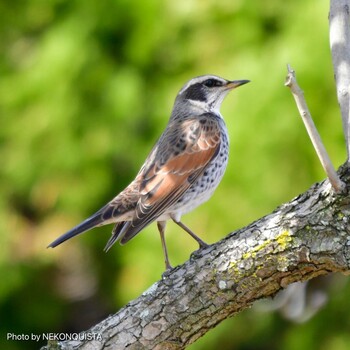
[48,74,249,270]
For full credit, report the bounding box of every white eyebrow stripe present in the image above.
[178,75,226,95]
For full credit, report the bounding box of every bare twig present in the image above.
[329,0,350,161]
[285,64,345,193]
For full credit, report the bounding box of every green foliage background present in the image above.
[1,0,349,349]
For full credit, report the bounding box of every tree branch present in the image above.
[285,64,345,193]
[42,164,350,350]
[329,0,350,161]
[40,4,350,348]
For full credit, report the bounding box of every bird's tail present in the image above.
[47,213,105,248]
[103,221,131,252]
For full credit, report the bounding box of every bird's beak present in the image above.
[226,79,250,89]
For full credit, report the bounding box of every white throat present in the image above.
[188,94,226,116]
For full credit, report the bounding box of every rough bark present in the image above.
[42,164,350,350]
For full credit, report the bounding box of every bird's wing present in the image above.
[120,113,222,244]
[48,113,223,250]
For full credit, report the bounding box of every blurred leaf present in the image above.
[1,1,348,349]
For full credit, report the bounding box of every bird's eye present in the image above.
[204,79,215,87]
[204,79,221,88]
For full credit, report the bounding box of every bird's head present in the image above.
[175,75,250,114]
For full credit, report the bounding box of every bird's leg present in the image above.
[157,221,173,271]
[171,219,209,249]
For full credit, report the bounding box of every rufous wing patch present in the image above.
[120,113,222,243]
